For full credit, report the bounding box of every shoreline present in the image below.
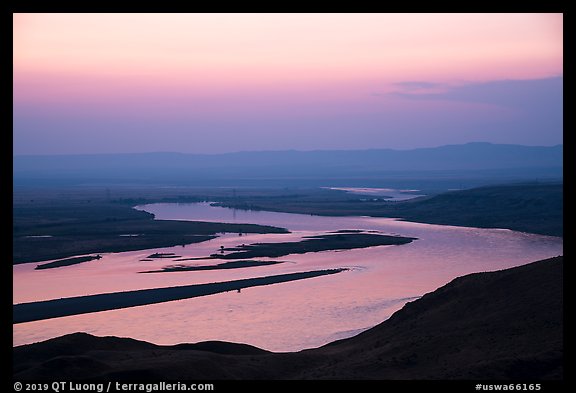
[14,221,289,265]
[13,182,562,265]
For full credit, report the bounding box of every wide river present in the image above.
[13,202,563,351]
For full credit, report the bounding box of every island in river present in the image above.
[13,269,346,324]
[35,255,102,270]
[212,232,416,259]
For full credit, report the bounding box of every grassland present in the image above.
[13,190,288,264]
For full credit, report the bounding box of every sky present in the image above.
[13,13,563,155]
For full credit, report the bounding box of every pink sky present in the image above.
[13,13,563,154]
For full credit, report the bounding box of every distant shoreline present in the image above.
[13,182,562,266]
[213,182,563,237]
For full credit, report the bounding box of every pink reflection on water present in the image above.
[13,232,311,303]
[13,205,563,351]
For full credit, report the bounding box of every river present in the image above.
[13,202,563,351]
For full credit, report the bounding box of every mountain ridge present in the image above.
[13,141,563,157]
[13,143,563,188]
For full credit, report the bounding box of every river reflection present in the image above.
[13,203,562,351]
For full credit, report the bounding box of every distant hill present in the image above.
[393,182,564,237]
[215,182,564,237]
[13,142,562,188]
[14,256,563,380]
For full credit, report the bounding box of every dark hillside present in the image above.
[394,183,563,236]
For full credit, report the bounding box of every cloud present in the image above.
[390,76,563,112]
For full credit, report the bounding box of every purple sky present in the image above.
[13,14,563,155]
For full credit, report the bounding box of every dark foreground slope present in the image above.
[310,255,563,379]
[13,256,563,380]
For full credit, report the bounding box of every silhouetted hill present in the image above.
[216,182,563,237]
[393,182,563,236]
[13,256,563,380]
[309,255,563,379]
[13,143,562,188]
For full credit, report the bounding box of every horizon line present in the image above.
[12,141,564,158]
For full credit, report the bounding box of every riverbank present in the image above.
[13,193,289,264]
[13,182,562,264]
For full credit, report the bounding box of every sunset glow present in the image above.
[13,13,563,154]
